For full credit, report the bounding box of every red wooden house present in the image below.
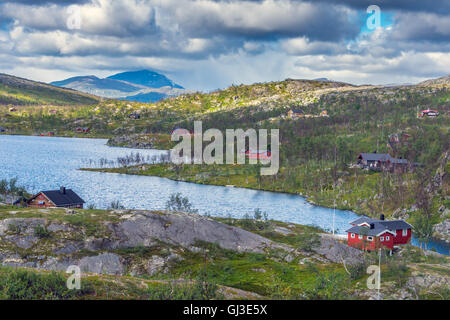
[28,187,85,209]
[346,215,412,251]
[245,149,271,160]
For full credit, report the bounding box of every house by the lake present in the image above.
[418,109,439,118]
[287,108,304,119]
[28,187,85,209]
[245,149,271,160]
[0,126,6,132]
[357,153,409,172]
[75,127,90,133]
[346,215,412,252]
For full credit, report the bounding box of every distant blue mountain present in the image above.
[107,70,184,89]
[51,75,139,92]
[50,70,185,102]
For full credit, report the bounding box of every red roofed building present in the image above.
[346,215,412,252]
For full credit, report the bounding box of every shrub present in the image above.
[0,268,80,300]
[297,231,321,252]
[7,223,21,234]
[33,225,51,239]
[147,269,221,300]
[165,193,198,213]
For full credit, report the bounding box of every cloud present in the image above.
[0,0,448,90]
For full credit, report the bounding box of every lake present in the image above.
[0,135,448,255]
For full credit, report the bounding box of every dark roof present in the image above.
[347,218,412,236]
[359,153,391,162]
[349,216,378,225]
[391,158,408,164]
[359,153,409,165]
[37,189,85,206]
[346,224,393,236]
[380,220,412,230]
[290,108,304,114]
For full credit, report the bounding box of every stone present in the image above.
[78,253,125,275]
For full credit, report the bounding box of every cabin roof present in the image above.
[346,225,393,237]
[33,189,85,206]
[358,153,391,161]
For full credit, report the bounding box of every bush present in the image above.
[297,231,321,252]
[33,225,51,239]
[148,269,221,300]
[7,223,21,234]
[0,268,78,300]
[165,193,198,213]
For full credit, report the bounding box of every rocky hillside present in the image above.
[0,206,448,300]
[0,73,100,106]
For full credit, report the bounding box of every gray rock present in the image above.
[147,255,166,276]
[314,235,364,266]
[78,253,125,275]
[108,211,285,253]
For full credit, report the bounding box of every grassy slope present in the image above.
[0,73,99,106]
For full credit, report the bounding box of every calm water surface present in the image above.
[0,135,448,255]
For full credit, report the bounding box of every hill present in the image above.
[0,73,100,106]
[51,70,186,102]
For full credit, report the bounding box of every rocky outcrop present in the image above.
[313,235,364,266]
[433,219,450,243]
[107,211,282,253]
[0,210,285,276]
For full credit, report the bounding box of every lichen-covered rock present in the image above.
[78,253,125,275]
[107,211,284,253]
[433,219,450,243]
[147,255,166,276]
[314,235,364,266]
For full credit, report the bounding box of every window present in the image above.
[380,236,384,242]
[367,236,373,242]
[38,201,45,205]
[402,229,408,236]
[358,235,363,240]
[386,236,390,241]
[351,233,355,238]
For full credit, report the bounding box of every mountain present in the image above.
[107,70,183,89]
[51,70,186,103]
[0,73,100,106]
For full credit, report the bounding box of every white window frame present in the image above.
[351,233,355,238]
[367,236,373,242]
[358,235,363,240]
[386,236,390,241]
[380,236,384,242]
[402,229,408,236]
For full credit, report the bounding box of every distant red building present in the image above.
[346,215,412,251]
[245,149,271,160]
[418,109,439,118]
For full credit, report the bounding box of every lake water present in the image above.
[0,135,448,255]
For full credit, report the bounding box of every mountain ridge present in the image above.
[51,69,186,102]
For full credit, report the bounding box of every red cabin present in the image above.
[346,215,412,251]
[27,187,85,209]
[418,109,439,118]
[245,149,271,160]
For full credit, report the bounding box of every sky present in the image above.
[0,0,449,91]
